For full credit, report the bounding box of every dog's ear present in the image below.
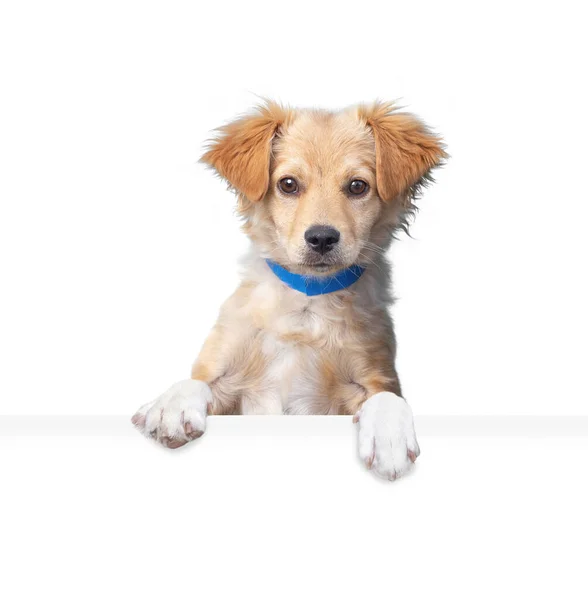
[200,101,289,202]
[360,101,447,203]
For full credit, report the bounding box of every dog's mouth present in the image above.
[297,259,346,275]
[287,247,359,276]
[310,262,335,273]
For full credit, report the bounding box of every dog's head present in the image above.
[201,101,446,275]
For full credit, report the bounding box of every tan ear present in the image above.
[360,101,447,202]
[200,101,289,202]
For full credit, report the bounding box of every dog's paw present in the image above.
[131,379,212,449]
[354,392,420,481]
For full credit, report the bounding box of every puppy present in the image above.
[132,101,446,481]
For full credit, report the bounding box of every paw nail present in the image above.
[131,414,145,427]
[162,437,185,449]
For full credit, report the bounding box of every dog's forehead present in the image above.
[273,109,375,173]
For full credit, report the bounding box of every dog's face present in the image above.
[265,111,381,273]
[202,102,445,275]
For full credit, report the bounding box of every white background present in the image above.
[1,0,587,416]
[1,2,588,599]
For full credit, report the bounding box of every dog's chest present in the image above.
[257,304,340,415]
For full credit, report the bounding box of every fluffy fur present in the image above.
[132,100,446,480]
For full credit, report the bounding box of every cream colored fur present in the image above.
[132,100,446,481]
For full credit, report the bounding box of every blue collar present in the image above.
[265,260,365,296]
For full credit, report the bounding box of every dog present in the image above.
[131,100,446,481]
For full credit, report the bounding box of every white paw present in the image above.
[131,379,212,449]
[354,392,420,481]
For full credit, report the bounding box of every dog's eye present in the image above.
[278,177,299,194]
[348,180,368,196]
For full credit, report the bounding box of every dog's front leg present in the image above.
[131,324,243,448]
[350,386,420,481]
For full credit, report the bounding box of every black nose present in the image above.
[304,225,340,255]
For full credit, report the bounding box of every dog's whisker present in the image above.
[357,252,384,275]
[361,241,388,256]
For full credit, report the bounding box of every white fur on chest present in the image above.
[263,329,327,415]
[245,284,337,414]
